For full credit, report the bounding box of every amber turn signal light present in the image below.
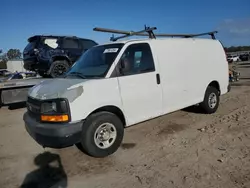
[41,114,69,122]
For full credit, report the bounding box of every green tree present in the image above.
[7,49,21,60]
[0,51,8,69]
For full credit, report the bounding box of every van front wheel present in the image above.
[80,112,124,158]
[200,86,220,114]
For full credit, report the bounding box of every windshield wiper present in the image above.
[67,72,87,79]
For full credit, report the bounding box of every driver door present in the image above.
[116,43,163,126]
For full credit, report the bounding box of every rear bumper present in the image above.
[23,112,83,148]
[23,57,38,70]
[23,57,50,71]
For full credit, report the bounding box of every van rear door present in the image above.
[116,43,163,125]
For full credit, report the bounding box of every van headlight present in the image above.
[40,99,70,123]
[41,102,57,113]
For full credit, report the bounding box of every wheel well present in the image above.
[52,56,70,64]
[208,81,220,95]
[90,106,126,126]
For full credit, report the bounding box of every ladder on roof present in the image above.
[93,25,218,41]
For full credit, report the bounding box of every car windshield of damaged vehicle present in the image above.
[66,43,124,78]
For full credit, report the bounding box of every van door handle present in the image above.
[156,73,161,84]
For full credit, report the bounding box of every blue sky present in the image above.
[1,0,250,52]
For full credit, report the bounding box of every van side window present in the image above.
[134,51,142,68]
[117,43,155,76]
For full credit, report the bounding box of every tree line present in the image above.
[224,46,250,53]
[0,49,22,69]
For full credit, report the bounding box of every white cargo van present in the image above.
[23,27,230,158]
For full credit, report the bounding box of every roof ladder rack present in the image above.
[93,25,157,41]
[182,31,218,39]
[93,25,218,41]
[138,31,218,39]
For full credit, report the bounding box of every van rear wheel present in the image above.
[200,86,220,114]
[79,112,124,158]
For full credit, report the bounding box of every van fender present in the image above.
[203,80,221,98]
[86,105,126,127]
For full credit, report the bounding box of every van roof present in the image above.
[100,37,218,46]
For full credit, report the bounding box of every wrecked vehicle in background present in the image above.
[23,35,98,78]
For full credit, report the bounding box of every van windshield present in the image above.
[66,43,124,78]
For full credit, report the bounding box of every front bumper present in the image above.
[23,112,83,148]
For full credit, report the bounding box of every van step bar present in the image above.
[93,25,218,41]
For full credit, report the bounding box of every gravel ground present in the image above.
[0,61,250,188]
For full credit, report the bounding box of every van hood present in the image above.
[28,78,87,102]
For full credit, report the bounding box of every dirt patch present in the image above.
[121,143,136,149]
[157,123,187,135]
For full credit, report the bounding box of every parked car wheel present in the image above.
[49,60,70,78]
[200,86,220,114]
[79,111,124,158]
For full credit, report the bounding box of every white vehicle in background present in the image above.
[23,26,230,158]
[227,55,240,62]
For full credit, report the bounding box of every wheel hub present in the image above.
[99,129,110,141]
[53,64,67,77]
[208,93,217,108]
[94,123,117,149]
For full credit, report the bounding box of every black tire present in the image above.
[79,111,124,158]
[200,86,220,114]
[49,60,70,78]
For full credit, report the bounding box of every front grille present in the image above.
[27,96,41,106]
[27,97,41,121]
[27,102,40,114]
[27,97,41,113]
